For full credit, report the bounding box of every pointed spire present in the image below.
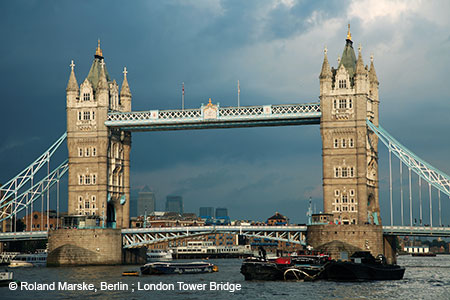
[369,54,378,83]
[319,46,332,79]
[95,39,103,58]
[66,60,79,92]
[96,59,108,91]
[347,23,352,41]
[120,66,131,97]
[355,43,365,75]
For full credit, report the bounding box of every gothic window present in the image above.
[85,148,90,157]
[92,174,96,184]
[350,189,355,196]
[85,201,90,209]
[334,190,340,197]
[338,80,347,89]
[83,93,91,101]
[351,198,355,203]
[92,111,95,120]
[350,167,355,177]
[79,175,83,185]
[78,196,83,202]
[92,147,97,156]
[348,99,353,109]
[342,139,347,148]
[351,206,355,211]
[334,167,339,178]
[83,111,90,120]
[342,167,348,177]
[92,204,96,209]
[78,148,83,157]
[342,194,348,203]
[333,100,337,109]
[85,175,91,185]
[339,99,346,109]
[92,195,96,202]
[334,139,339,148]
[78,111,82,121]
[349,138,354,148]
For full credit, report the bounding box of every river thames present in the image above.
[2,255,450,299]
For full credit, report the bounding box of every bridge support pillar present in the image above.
[306,224,384,259]
[122,247,147,265]
[47,229,122,266]
[383,235,397,264]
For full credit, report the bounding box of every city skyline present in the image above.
[1,1,450,224]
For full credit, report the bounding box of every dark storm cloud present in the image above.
[1,0,449,223]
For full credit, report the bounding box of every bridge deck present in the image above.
[105,103,321,131]
[1,226,450,244]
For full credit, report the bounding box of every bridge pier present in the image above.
[47,228,122,266]
[306,224,390,260]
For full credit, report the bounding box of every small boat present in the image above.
[147,249,173,261]
[241,254,331,281]
[122,271,139,276]
[411,252,436,257]
[141,261,218,275]
[9,252,47,268]
[323,251,405,281]
[0,269,14,287]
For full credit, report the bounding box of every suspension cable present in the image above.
[438,190,441,227]
[429,183,432,227]
[409,167,412,226]
[389,145,393,226]
[419,176,422,225]
[400,161,404,226]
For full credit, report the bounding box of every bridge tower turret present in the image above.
[309,26,386,259]
[66,41,131,229]
[319,26,380,226]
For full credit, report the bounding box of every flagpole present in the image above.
[237,80,240,108]
[182,82,185,110]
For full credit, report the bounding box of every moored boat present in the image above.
[122,270,139,276]
[141,261,218,275]
[241,254,331,281]
[323,251,405,281]
[147,249,173,261]
[8,252,47,268]
[411,252,436,257]
[0,269,14,287]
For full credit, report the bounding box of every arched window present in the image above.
[334,139,339,148]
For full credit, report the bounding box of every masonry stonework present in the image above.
[47,228,122,266]
[66,41,131,229]
[306,26,395,261]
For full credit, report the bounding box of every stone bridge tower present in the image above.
[66,41,131,228]
[320,26,380,226]
[307,27,391,260]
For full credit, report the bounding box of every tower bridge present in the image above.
[1,28,450,265]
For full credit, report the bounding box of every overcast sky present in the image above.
[1,0,449,224]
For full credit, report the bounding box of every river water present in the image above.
[2,255,450,300]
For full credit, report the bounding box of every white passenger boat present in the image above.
[173,241,253,258]
[147,249,173,261]
[8,252,47,268]
[0,270,14,286]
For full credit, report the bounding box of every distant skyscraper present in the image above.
[199,207,214,218]
[166,196,183,214]
[137,186,155,216]
[215,207,228,218]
